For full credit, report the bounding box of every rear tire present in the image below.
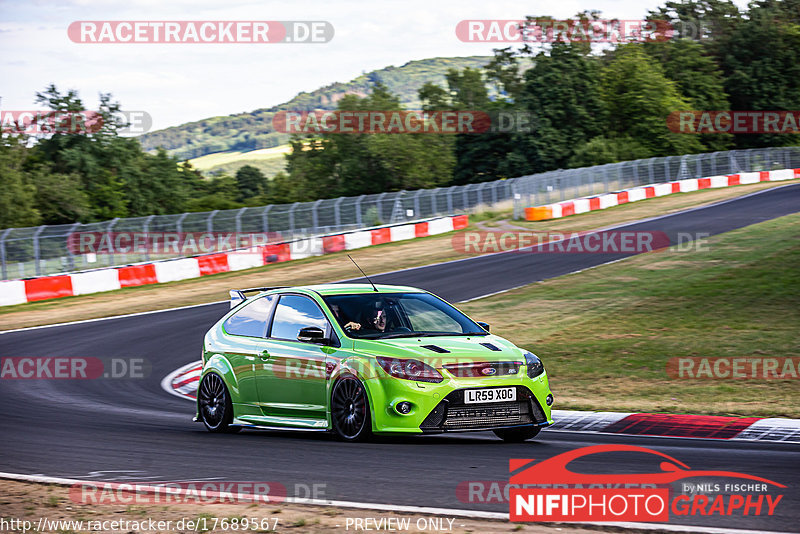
[331,376,372,442]
[493,426,541,442]
[198,372,238,433]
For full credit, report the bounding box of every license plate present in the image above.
[464,387,516,404]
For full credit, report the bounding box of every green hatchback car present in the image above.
[196,284,554,441]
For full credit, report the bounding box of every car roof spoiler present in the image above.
[229,287,287,309]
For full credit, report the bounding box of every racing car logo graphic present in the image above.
[510,444,786,486]
[508,444,785,523]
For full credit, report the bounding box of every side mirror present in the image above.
[476,321,490,332]
[298,326,327,344]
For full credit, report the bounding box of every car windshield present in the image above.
[323,292,487,339]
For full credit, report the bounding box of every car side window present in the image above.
[223,295,276,338]
[269,294,329,342]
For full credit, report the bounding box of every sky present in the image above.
[0,0,750,132]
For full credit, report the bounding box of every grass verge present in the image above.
[460,212,800,418]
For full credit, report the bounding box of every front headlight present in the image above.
[376,356,444,383]
[524,351,544,378]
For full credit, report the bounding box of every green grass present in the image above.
[188,145,291,178]
[460,213,800,417]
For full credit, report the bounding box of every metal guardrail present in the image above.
[1,147,798,280]
[509,146,800,218]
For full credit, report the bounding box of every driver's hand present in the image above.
[344,321,361,331]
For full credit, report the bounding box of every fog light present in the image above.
[395,401,412,415]
[546,394,554,406]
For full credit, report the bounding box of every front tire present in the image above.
[331,376,372,442]
[198,372,237,433]
[493,426,541,442]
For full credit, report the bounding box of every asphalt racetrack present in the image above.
[1,184,799,531]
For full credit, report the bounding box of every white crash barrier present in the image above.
[70,269,121,295]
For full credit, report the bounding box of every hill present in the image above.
[139,56,493,162]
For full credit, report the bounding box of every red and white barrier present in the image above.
[0,215,468,307]
[525,168,800,221]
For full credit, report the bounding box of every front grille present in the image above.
[420,386,547,432]
[441,361,521,378]
[444,401,529,429]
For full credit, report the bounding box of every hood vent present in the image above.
[421,344,450,353]
[479,342,501,351]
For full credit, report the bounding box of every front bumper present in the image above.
[364,371,553,434]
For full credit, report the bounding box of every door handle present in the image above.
[259,350,270,361]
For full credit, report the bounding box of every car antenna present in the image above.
[348,255,379,292]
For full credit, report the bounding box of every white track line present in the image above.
[0,472,789,534]
[0,300,227,335]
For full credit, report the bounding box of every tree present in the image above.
[567,136,651,168]
[600,44,704,157]
[647,0,741,46]
[31,170,90,224]
[23,85,206,222]
[235,165,269,202]
[31,86,130,220]
[264,171,299,204]
[644,38,732,151]
[484,47,524,100]
[0,136,40,228]
[719,0,800,147]
[283,136,342,200]
[185,174,243,212]
[510,42,607,173]
[419,68,520,184]
[280,83,454,200]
